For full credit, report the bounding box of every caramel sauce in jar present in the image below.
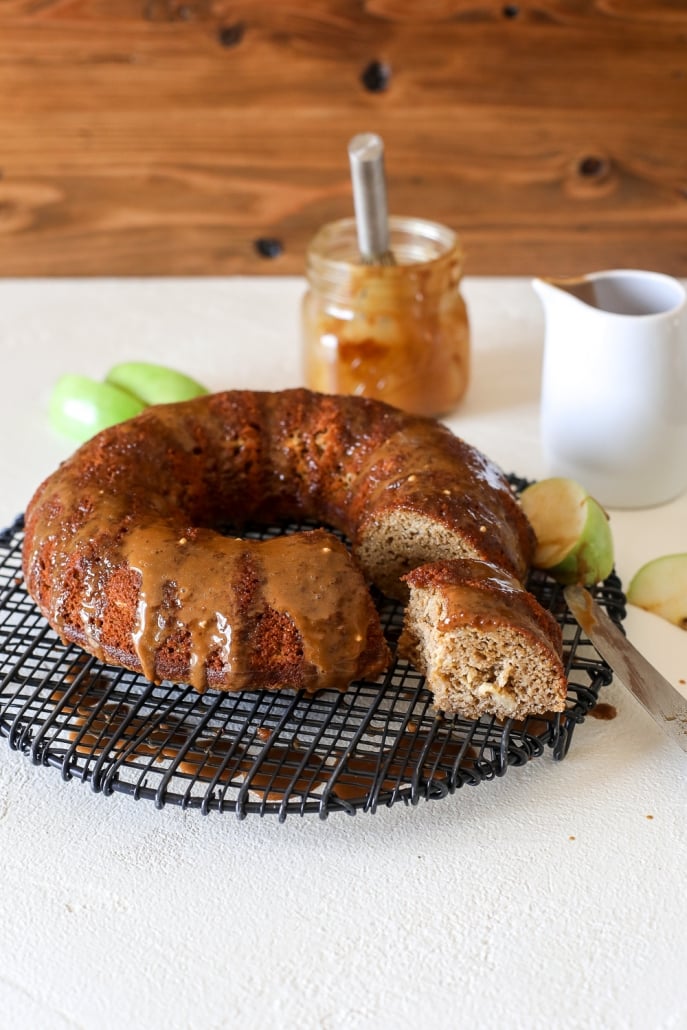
[302,216,470,417]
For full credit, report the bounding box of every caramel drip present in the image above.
[50,683,478,805]
[123,525,371,691]
[589,702,617,721]
[332,735,478,800]
[259,532,372,690]
[124,524,245,690]
[52,685,200,765]
[238,746,329,801]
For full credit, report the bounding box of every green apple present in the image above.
[49,374,146,443]
[519,477,614,586]
[105,362,208,405]
[627,554,687,629]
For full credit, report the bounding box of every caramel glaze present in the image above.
[28,494,384,692]
[23,389,535,693]
[124,526,375,692]
[403,559,563,654]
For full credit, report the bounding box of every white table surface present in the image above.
[0,277,685,1030]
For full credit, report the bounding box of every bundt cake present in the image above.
[399,559,568,720]
[22,388,535,696]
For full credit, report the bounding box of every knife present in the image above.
[564,583,687,754]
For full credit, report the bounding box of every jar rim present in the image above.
[307,215,460,271]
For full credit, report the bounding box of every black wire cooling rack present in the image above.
[0,496,625,821]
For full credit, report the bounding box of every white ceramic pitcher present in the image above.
[533,269,687,508]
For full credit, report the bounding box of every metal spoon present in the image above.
[347,133,396,266]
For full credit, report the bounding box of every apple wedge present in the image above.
[50,375,146,443]
[106,362,208,405]
[627,554,687,629]
[519,477,614,586]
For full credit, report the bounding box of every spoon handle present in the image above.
[348,133,393,264]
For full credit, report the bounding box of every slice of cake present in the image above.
[399,559,567,720]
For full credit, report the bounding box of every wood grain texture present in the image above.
[0,1,685,277]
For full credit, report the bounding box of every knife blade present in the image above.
[563,583,687,754]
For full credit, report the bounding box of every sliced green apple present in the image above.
[519,477,614,586]
[105,361,208,405]
[49,374,146,443]
[627,554,687,629]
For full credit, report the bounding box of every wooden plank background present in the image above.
[0,0,685,277]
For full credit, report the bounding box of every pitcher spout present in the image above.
[532,275,595,314]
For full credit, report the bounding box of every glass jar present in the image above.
[302,215,470,416]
